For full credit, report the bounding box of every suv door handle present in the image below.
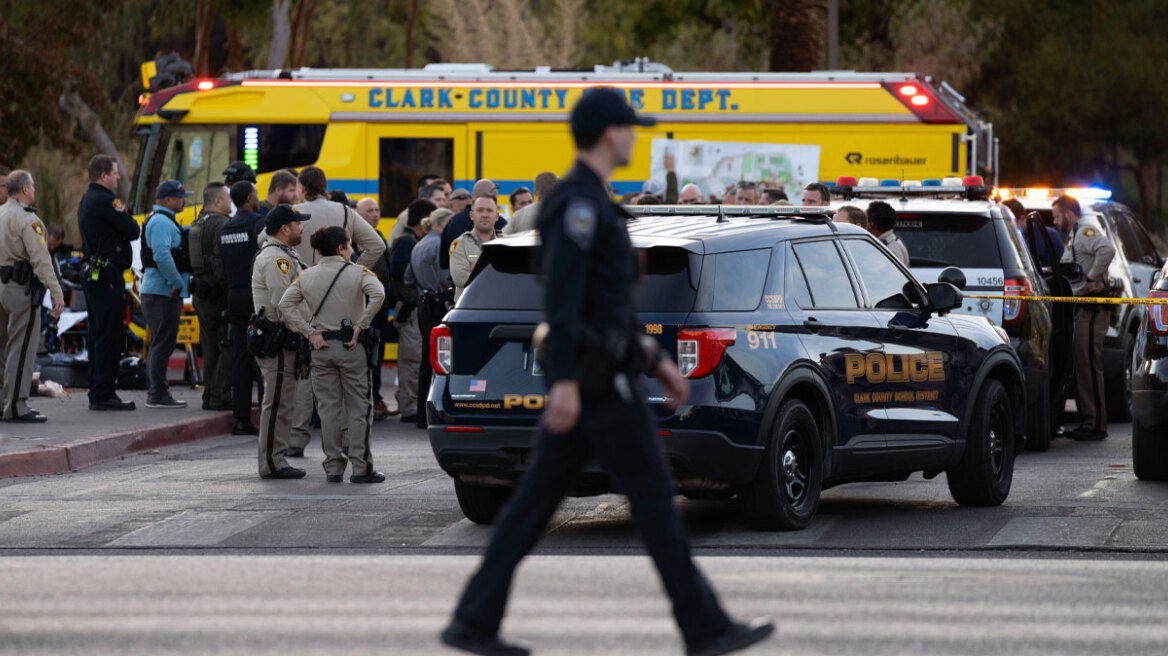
[803,318,826,332]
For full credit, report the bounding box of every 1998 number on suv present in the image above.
[427,207,1026,530]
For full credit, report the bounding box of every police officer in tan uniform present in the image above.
[1053,194,1116,441]
[251,205,310,479]
[0,171,64,422]
[276,166,386,455]
[449,195,501,302]
[279,226,386,483]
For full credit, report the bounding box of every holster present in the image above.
[246,311,288,358]
[359,328,381,368]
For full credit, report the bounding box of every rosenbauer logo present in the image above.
[845,152,927,167]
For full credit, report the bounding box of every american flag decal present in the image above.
[469,379,487,393]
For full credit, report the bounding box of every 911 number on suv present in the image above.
[427,207,1027,530]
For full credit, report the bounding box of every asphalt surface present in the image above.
[2,554,1167,655]
[1,418,1165,552]
[3,412,1167,655]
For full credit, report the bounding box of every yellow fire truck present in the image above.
[130,58,995,225]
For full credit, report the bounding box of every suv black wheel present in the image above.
[454,478,513,524]
[1133,418,1168,481]
[740,399,823,530]
[1106,337,1135,423]
[948,379,1015,506]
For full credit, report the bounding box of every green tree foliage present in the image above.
[0,0,124,165]
[974,0,1168,224]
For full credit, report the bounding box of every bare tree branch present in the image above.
[268,0,292,69]
[59,91,130,199]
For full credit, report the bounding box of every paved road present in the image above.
[2,554,1167,655]
[1,419,1166,552]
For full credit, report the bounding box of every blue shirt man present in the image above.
[140,180,192,408]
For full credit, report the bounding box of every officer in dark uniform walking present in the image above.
[220,181,265,435]
[78,155,139,411]
[440,89,774,656]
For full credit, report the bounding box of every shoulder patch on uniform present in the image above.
[449,238,460,256]
[1082,227,1097,238]
[565,199,597,250]
[276,258,290,275]
[362,266,376,277]
[31,222,44,237]
[112,199,125,212]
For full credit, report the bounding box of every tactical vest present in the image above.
[189,211,226,279]
[141,208,191,273]
[219,214,261,290]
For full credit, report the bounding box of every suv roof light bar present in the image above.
[627,205,835,222]
[829,181,992,202]
[994,187,1112,202]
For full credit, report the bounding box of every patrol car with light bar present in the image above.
[426,205,1025,530]
[827,176,1067,450]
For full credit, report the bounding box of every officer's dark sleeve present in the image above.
[439,220,456,269]
[390,237,413,283]
[540,197,593,387]
[665,171,679,204]
[108,203,141,240]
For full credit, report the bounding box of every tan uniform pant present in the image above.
[257,348,298,477]
[0,281,40,419]
[311,343,374,477]
[1073,305,1108,432]
[395,308,421,418]
[289,376,314,448]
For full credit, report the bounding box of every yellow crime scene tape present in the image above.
[965,294,1168,306]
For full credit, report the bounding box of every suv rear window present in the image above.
[894,213,1002,268]
[458,245,699,312]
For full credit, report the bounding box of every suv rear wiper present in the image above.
[909,257,954,267]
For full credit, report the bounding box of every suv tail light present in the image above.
[430,324,452,374]
[1149,291,1168,335]
[1002,277,1030,325]
[677,329,736,378]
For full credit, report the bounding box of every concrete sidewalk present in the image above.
[0,386,242,478]
[1,357,403,478]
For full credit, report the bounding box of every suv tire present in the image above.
[740,399,823,530]
[1132,417,1168,481]
[948,379,1015,506]
[454,478,513,525]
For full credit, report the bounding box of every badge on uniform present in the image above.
[565,200,597,250]
[113,199,125,212]
[276,257,290,275]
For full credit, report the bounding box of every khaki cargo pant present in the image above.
[0,281,39,419]
[257,348,298,477]
[311,343,374,477]
[1073,305,1108,432]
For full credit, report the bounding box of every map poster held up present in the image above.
[648,139,821,200]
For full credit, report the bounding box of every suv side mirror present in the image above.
[926,282,963,315]
[937,266,966,290]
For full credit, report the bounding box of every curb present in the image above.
[0,411,249,478]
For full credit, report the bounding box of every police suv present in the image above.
[427,206,1026,530]
[829,177,1067,451]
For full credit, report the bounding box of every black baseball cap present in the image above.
[155,179,193,199]
[223,161,257,184]
[264,204,310,232]
[570,88,656,137]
